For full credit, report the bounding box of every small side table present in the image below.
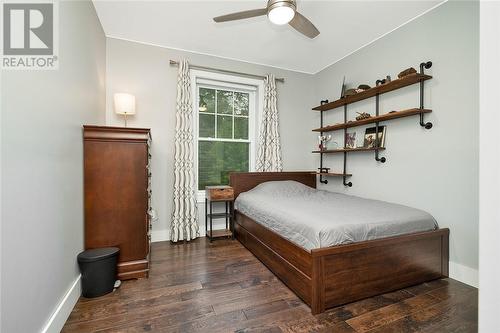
[205,186,234,242]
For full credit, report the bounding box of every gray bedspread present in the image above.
[235,181,438,251]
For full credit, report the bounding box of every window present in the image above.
[194,75,259,196]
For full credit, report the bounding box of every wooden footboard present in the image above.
[310,227,449,313]
[230,172,449,314]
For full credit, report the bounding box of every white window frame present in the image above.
[190,69,264,202]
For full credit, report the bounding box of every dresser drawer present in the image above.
[206,186,234,201]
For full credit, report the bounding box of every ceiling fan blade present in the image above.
[213,8,267,22]
[289,12,320,39]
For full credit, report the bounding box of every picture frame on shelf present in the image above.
[363,126,386,148]
[345,132,356,149]
[340,76,346,99]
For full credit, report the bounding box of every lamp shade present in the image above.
[114,93,136,115]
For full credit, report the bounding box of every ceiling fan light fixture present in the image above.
[267,1,295,25]
[212,0,319,39]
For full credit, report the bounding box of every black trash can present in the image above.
[77,247,120,298]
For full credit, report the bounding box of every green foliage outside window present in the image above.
[234,92,249,116]
[199,114,215,137]
[216,90,233,114]
[217,115,232,139]
[198,87,250,190]
[198,141,249,189]
[234,117,248,139]
[199,88,215,113]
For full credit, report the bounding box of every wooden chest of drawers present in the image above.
[83,125,151,280]
[205,186,234,201]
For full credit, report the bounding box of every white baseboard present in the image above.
[449,261,478,288]
[151,229,170,242]
[41,274,81,333]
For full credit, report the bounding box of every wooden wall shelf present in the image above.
[312,147,386,154]
[312,61,434,187]
[312,73,432,112]
[312,108,432,132]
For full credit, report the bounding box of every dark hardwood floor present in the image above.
[63,238,478,333]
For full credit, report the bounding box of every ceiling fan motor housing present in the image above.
[267,0,297,13]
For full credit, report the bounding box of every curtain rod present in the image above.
[169,60,285,83]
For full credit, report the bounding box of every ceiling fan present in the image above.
[213,0,320,39]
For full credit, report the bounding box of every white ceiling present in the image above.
[93,0,444,74]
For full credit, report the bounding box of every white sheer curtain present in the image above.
[171,59,199,242]
[256,74,283,172]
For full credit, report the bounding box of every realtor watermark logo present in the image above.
[1,1,59,70]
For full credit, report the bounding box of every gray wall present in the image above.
[104,37,316,239]
[313,1,479,272]
[1,1,106,332]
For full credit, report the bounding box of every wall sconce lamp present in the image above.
[114,93,136,127]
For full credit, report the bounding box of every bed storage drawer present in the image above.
[235,219,312,306]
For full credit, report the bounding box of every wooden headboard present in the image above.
[229,172,317,199]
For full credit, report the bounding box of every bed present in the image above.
[229,172,449,314]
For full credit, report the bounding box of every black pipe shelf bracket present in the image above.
[419,61,433,129]
[374,92,387,163]
[319,100,328,184]
[316,100,352,187]
[343,104,353,187]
